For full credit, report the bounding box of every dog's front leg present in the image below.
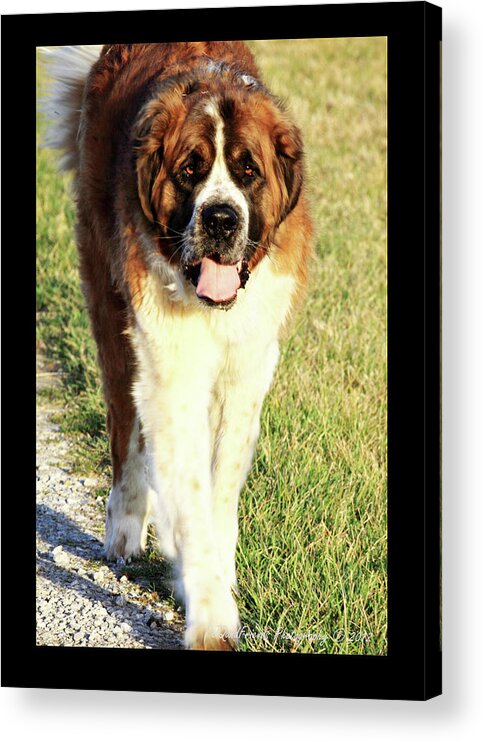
[212,339,280,593]
[134,355,239,651]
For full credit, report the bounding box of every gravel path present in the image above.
[36,355,184,650]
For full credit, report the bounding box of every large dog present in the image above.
[42,42,312,650]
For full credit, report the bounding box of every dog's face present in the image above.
[135,69,303,308]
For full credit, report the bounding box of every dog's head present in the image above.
[134,65,303,308]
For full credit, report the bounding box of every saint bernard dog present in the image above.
[42,42,313,650]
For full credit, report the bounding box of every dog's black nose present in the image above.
[202,204,239,240]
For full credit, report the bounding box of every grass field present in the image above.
[36,37,387,654]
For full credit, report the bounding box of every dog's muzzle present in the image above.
[182,200,251,308]
[202,204,239,242]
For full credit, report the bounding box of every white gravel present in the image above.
[36,355,184,650]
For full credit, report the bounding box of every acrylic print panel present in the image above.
[35,36,387,656]
[1,0,442,700]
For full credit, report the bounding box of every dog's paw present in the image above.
[186,627,237,651]
[184,584,240,651]
[104,511,148,561]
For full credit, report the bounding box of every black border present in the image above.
[1,2,442,700]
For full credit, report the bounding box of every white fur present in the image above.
[116,254,295,648]
[195,108,249,224]
[182,104,249,267]
[104,418,160,560]
[39,45,102,168]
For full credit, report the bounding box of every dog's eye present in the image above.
[177,161,199,186]
[177,157,206,189]
[244,164,256,178]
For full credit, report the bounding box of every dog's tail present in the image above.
[39,45,103,172]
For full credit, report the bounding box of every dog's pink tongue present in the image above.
[196,257,241,302]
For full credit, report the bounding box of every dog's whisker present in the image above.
[167,242,186,267]
[153,220,185,237]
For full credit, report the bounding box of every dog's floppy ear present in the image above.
[135,143,163,224]
[274,120,304,223]
[134,107,171,224]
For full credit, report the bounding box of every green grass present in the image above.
[36,38,387,654]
